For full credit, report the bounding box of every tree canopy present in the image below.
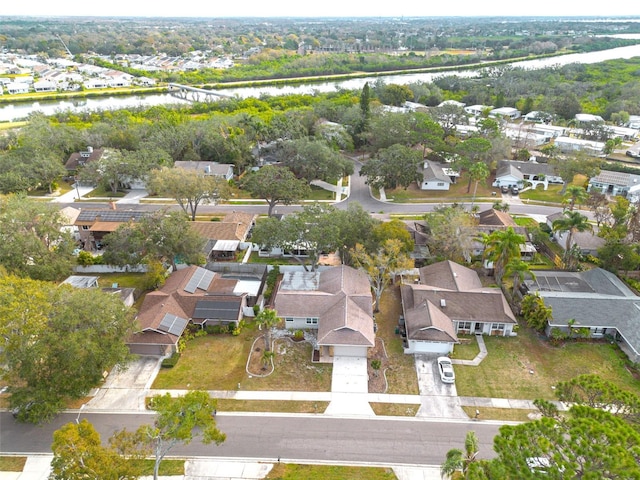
[147,167,231,221]
[241,165,311,216]
[141,391,226,480]
[1,276,133,423]
[360,144,423,190]
[102,210,206,269]
[0,195,76,281]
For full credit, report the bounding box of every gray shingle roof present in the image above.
[274,266,375,347]
[524,269,640,358]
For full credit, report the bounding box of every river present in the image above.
[2,38,640,123]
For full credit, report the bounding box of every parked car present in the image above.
[500,185,509,194]
[437,356,455,384]
[627,149,640,158]
[511,186,520,195]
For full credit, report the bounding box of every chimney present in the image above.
[109,201,117,210]
[87,146,93,153]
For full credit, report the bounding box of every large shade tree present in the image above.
[1,277,133,423]
[141,391,226,480]
[242,165,311,216]
[51,420,148,480]
[147,167,231,221]
[350,239,413,312]
[359,144,423,190]
[0,195,76,281]
[102,210,206,269]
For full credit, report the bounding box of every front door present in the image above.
[474,322,483,334]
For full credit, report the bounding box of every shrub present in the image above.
[264,266,280,301]
[205,325,230,334]
[161,352,180,368]
[77,250,95,266]
[293,329,304,340]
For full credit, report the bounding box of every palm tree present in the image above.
[563,185,588,211]
[552,211,593,269]
[504,259,536,300]
[468,162,490,211]
[255,308,280,351]
[440,431,479,479]
[481,227,525,286]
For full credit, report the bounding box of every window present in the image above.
[437,182,445,186]
[593,327,605,335]
[458,321,472,330]
[306,317,318,325]
[81,225,89,230]
[491,323,505,332]
[285,317,294,323]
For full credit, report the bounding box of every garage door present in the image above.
[333,345,368,357]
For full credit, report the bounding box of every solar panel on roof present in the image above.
[158,313,188,336]
[199,269,214,290]
[193,299,240,320]
[184,269,203,293]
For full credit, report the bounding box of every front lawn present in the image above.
[266,463,397,480]
[384,172,499,203]
[216,399,328,413]
[451,335,480,361]
[152,324,332,392]
[455,326,640,400]
[0,457,26,472]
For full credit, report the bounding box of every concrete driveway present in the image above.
[324,356,374,416]
[86,356,162,411]
[414,354,467,419]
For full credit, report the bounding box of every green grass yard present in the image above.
[153,324,332,392]
[454,326,640,400]
[266,463,397,480]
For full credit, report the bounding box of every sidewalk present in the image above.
[451,334,487,366]
[3,334,540,479]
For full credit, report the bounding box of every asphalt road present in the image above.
[51,152,588,220]
[0,412,502,465]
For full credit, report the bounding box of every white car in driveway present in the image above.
[437,356,455,384]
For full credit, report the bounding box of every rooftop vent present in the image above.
[440,299,446,308]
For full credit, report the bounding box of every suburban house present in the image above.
[547,212,605,256]
[420,160,459,191]
[521,269,640,362]
[492,159,563,191]
[190,212,256,261]
[400,260,517,354]
[273,265,375,362]
[587,169,640,202]
[554,136,605,156]
[61,275,136,307]
[523,111,553,124]
[174,161,234,181]
[464,104,492,117]
[59,206,81,240]
[490,106,521,120]
[504,124,550,148]
[65,146,105,174]
[74,207,152,250]
[472,209,536,260]
[129,265,250,356]
[5,82,29,94]
[33,80,56,92]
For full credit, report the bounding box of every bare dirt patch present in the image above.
[368,337,389,393]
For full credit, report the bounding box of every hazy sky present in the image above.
[2,0,639,19]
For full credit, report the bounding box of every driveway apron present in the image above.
[414,354,467,419]
[324,356,374,416]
